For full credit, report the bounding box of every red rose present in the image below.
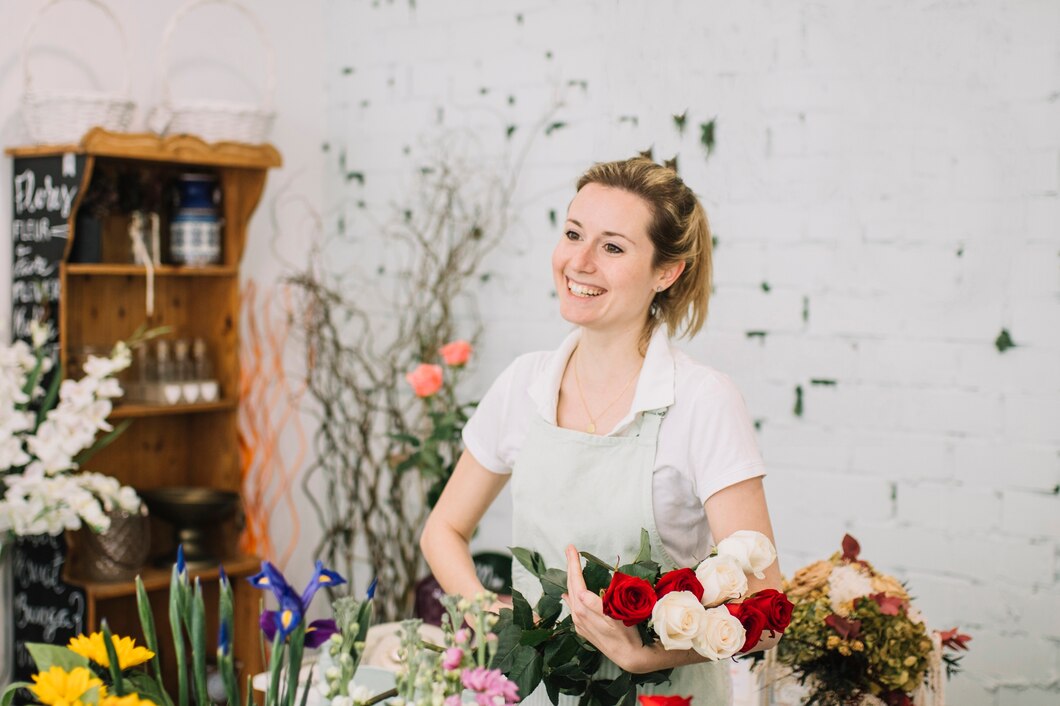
[602,572,657,627]
[726,602,766,652]
[638,697,692,706]
[654,568,704,602]
[742,589,794,633]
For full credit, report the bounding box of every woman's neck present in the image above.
[574,323,647,385]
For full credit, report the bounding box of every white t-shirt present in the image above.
[462,326,767,567]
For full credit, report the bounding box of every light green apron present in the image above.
[510,409,731,704]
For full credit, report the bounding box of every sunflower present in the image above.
[30,666,105,706]
[101,694,158,706]
[67,632,155,670]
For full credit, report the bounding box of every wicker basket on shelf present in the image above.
[21,0,135,144]
[153,0,276,144]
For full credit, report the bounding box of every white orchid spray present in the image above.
[0,322,155,539]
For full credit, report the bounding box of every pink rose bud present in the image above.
[438,339,472,367]
[454,628,471,645]
[442,646,464,671]
[406,363,444,398]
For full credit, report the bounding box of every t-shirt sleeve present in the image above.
[461,358,522,474]
[689,372,766,503]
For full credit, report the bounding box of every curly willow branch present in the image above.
[285,113,558,621]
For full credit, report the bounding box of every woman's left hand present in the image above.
[563,544,653,674]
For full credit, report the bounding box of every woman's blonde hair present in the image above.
[576,157,712,347]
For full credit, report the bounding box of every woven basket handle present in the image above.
[158,0,276,111]
[22,0,131,96]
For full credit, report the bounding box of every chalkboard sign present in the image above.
[9,153,87,682]
[11,153,84,349]
[13,535,86,681]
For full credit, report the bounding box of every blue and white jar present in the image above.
[170,174,222,266]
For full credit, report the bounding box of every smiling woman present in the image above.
[421,157,780,704]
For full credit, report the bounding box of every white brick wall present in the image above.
[0,1,1056,703]
[320,2,1060,703]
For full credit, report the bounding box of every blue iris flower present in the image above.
[248,560,346,647]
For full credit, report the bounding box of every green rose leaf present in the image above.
[26,643,90,672]
[506,645,543,702]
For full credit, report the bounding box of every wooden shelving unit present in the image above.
[7,128,281,687]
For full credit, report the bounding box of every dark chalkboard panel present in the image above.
[11,153,85,350]
[13,535,86,681]
[9,153,88,682]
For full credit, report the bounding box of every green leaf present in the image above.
[673,110,688,135]
[511,589,534,629]
[387,432,421,447]
[169,568,189,706]
[700,119,717,157]
[582,562,610,595]
[489,613,521,672]
[545,121,567,136]
[25,643,89,672]
[518,628,553,648]
[541,568,568,597]
[124,673,171,706]
[510,547,546,578]
[633,529,651,564]
[537,593,563,627]
[506,645,543,702]
[1,683,31,706]
[189,580,209,706]
[544,633,581,669]
[615,562,657,583]
[100,620,125,695]
[75,419,132,466]
[578,551,614,571]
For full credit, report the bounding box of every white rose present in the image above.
[650,590,707,651]
[692,605,746,660]
[716,530,777,579]
[694,554,749,607]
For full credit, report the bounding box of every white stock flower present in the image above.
[715,530,777,579]
[692,605,746,661]
[694,553,749,607]
[650,590,708,652]
[29,320,51,349]
[828,564,874,616]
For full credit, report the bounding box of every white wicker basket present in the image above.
[21,0,134,144]
[154,0,276,144]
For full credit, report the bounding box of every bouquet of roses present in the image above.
[492,529,792,706]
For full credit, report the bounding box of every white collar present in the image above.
[527,325,677,435]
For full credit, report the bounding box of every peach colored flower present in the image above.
[785,560,833,599]
[438,340,472,367]
[406,364,444,398]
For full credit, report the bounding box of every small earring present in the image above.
[654,285,663,292]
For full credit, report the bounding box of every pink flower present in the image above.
[461,667,520,705]
[454,628,471,645]
[442,646,464,671]
[406,363,444,398]
[445,697,462,706]
[439,340,472,367]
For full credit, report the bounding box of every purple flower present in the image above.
[249,560,347,642]
[442,647,464,671]
[461,667,520,705]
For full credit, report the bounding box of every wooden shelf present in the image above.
[65,263,238,277]
[109,399,237,419]
[67,555,261,601]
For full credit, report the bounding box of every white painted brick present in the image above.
[769,470,893,521]
[1008,242,1060,298]
[953,440,1059,493]
[1001,490,1060,539]
[708,286,806,334]
[897,483,1001,533]
[902,572,1022,634]
[711,242,766,286]
[1009,298,1060,348]
[856,339,962,387]
[1004,394,1060,444]
[758,335,860,384]
[958,344,1060,396]
[855,525,1055,587]
[899,388,1003,436]
[757,425,850,472]
[948,679,998,706]
[959,632,1058,686]
[763,242,840,291]
[850,432,954,481]
[1025,196,1059,242]
[1001,686,1060,706]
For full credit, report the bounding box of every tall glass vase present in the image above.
[0,541,13,688]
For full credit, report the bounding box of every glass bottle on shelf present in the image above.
[193,338,219,402]
[154,340,180,405]
[174,339,198,403]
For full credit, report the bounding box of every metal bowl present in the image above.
[139,486,240,563]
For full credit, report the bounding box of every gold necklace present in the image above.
[571,346,642,434]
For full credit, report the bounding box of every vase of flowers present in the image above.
[751,535,971,706]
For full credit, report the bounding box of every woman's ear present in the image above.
[656,260,686,291]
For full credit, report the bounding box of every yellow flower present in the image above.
[101,694,157,706]
[68,632,155,670]
[30,666,105,706]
